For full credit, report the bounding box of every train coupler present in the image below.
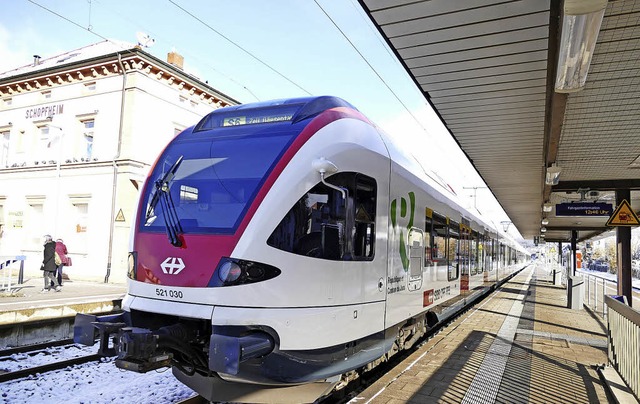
[115,353,173,373]
[73,312,130,356]
[114,327,173,373]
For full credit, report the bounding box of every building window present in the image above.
[1,131,9,168]
[37,125,61,164]
[74,202,88,233]
[42,90,52,99]
[16,130,25,154]
[0,198,5,239]
[27,201,44,247]
[82,119,94,159]
[3,98,12,107]
[38,126,50,162]
[65,199,89,254]
[84,82,96,92]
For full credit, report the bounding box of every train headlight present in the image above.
[210,258,281,287]
[127,252,137,280]
[218,261,242,283]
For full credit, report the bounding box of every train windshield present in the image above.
[140,132,294,234]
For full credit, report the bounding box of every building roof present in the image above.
[0,39,238,107]
[0,40,136,80]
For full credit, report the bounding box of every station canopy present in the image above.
[359,0,640,243]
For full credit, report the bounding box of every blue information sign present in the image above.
[555,202,613,216]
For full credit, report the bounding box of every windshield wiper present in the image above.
[145,156,184,247]
[159,189,183,247]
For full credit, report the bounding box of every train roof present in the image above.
[194,96,359,132]
[189,95,527,253]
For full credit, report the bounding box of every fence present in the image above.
[0,255,27,294]
[605,295,640,400]
[580,271,640,318]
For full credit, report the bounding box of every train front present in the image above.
[74,96,383,403]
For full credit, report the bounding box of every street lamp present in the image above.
[46,117,64,235]
[500,221,512,232]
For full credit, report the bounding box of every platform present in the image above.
[356,262,614,404]
[0,277,126,325]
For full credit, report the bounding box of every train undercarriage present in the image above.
[74,308,439,403]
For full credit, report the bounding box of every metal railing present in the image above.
[582,272,618,318]
[605,295,640,400]
[580,271,640,318]
[0,255,26,294]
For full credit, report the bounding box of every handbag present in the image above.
[55,252,62,266]
[66,256,72,267]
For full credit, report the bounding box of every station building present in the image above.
[0,40,237,283]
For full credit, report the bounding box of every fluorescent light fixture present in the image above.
[555,0,607,92]
[543,203,553,212]
[545,165,562,185]
[542,218,549,225]
[541,227,547,233]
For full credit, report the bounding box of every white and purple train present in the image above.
[75,96,528,403]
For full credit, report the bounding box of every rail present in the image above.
[577,270,640,318]
[605,295,640,401]
[0,255,26,294]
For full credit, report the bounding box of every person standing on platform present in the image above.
[40,234,61,292]
[54,238,70,287]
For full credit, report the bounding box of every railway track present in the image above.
[0,340,103,383]
[0,338,74,357]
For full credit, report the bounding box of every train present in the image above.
[74,96,528,403]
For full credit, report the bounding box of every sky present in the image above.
[0,0,524,241]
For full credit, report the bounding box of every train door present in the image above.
[407,228,423,291]
[500,243,506,278]
[459,224,470,291]
[431,213,449,281]
[448,221,460,282]
[470,230,477,277]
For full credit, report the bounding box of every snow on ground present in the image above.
[577,268,640,289]
[0,345,196,404]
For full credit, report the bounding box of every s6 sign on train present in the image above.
[74,96,527,403]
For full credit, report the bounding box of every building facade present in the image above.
[0,41,237,283]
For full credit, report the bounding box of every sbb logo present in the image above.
[423,289,434,307]
[161,257,185,275]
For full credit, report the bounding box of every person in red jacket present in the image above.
[54,238,70,286]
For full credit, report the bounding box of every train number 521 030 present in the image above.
[155,288,183,299]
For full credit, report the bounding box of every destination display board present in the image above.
[555,202,613,216]
[222,113,293,127]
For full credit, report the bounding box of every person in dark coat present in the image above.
[54,238,70,286]
[41,234,61,292]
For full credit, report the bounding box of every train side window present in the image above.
[478,233,485,273]
[491,237,498,271]
[267,172,376,261]
[448,221,460,281]
[424,214,432,266]
[470,230,478,276]
[353,174,376,259]
[431,213,448,264]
